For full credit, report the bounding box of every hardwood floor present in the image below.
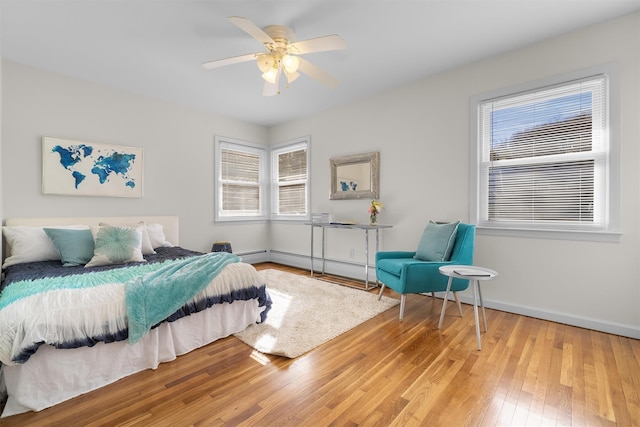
[2,263,639,426]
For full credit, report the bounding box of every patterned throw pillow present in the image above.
[85,225,145,268]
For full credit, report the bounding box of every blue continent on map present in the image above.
[91,152,137,187]
[51,144,137,191]
[51,144,93,189]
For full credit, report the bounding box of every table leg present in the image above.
[375,229,380,287]
[364,229,369,288]
[478,282,487,332]
[473,279,482,350]
[321,227,326,275]
[438,276,454,329]
[310,225,314,277]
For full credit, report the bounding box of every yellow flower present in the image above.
[368,200,383,214]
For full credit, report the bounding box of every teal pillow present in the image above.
[44,228,95,266]
[414,220,460,262]
[85,225,145,268]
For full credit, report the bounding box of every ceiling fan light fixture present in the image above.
[262,67,279,84]
[256,53,275,73]
[282,54,300,73]
[284,69,300,84]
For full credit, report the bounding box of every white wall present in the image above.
[1,61,271,253]
[270,13,640,338]
[2,13,638,338]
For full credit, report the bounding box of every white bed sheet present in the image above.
[1,298,263,417]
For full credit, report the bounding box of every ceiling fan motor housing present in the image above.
[263,25,296,46]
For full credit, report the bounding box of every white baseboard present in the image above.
[268,250,379,283]
[239,249,640,340]
[236,250,270,264]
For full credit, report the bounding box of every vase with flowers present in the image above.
[368,200,384,225]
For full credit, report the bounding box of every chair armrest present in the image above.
[402,260,470,293]
[376,251,416,262]
[402,260,447,277]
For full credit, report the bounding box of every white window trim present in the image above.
[469,63,621,243]
[270,136,311,221]
[214,136,268,223]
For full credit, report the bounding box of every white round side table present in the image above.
[438,265,498,350]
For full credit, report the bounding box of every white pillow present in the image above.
[2,225,89,268]
[85,225,145,268]
[146,223,173,248]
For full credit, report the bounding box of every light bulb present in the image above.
[256,54,275,73]
[262,68,279,84]
[282,54,300,73]
[284,70,300,84]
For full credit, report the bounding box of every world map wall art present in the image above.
[42,136,143,198]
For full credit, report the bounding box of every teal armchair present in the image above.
[376,223,476,320]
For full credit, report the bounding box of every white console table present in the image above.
[306,222,392,290]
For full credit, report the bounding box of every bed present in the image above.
[0,216,271,417]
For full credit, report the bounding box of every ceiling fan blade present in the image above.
[289,34,346,54]
[228,16,275,46]
[202,53,257,69]
[297,58,340,89]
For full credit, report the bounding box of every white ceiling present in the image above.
[2,1,639,126]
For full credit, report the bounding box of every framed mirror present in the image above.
[330,151,379,200]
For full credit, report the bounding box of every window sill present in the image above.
[476,225,622,243]
[270,217,309,222]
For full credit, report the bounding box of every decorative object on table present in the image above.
[311,212,330,223]
[42,136,143,198]
[368,199,383,225]
[212,241,233,253]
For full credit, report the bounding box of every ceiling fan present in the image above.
[202,16,346,96]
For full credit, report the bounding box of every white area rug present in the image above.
[234,269,400,358]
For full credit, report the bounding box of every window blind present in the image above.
[478,75,607,228]
[220,146,261,215]
[275,146,308,216]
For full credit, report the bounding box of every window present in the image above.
[214,136,267,222]
[271,137,310,220]
[471,65,620,241]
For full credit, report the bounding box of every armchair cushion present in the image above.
[414,220,460,262]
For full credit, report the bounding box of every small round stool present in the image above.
[212,241,232,253]
[438,265,498,350]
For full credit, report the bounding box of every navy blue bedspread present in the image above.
[1,246,203,290]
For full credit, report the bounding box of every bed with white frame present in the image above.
[0,216,269,417]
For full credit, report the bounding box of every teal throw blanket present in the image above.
[125,252,240,343]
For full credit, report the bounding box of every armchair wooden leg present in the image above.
[399,294,406,321]
[453,292,464,317]
[377,284,386,301]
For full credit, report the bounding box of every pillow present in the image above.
[44,228,95,266]
[99,222,155,255]
[85,225,145,268]
[2,225,89,268]
[414,220,461,262]
[146,223,173,248]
